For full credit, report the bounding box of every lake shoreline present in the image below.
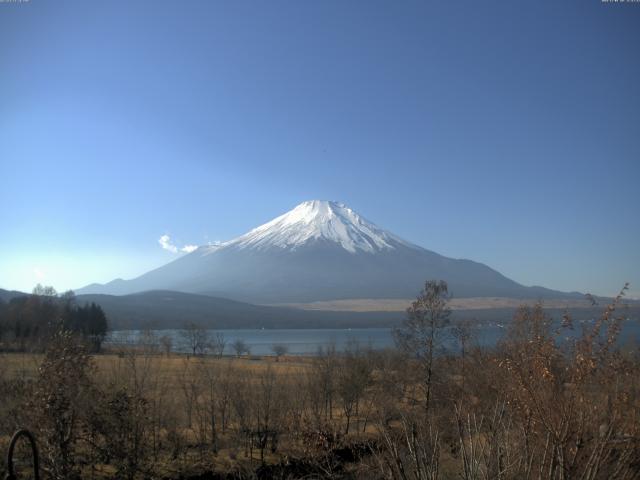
[106,318,640,356]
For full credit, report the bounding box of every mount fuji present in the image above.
[77,200,575,303]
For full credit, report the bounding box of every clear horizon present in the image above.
[1,1,639,298]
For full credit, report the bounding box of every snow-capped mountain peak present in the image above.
[212,200,413,254]
[76,200,572,303]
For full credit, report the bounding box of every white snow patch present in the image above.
[225,200,414,253]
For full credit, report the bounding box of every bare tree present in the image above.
[375,413,441,480]
[32,283,58,297]
[194,359,221,453]
[229,370,252,456]
[336,347,372,434]
[451,318,473,396]
[271,343,288,361]
[139,328,159,355]
[216,361,235,434]
[249,366,288,463]
[232,339,249,358]
[180,322,210,356]
[159,335,173,356]
[178,358,200,429]
[211,332,226,358]
[314,342,338,423]
[394,280,451,415]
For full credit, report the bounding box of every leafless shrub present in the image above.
[271,343,288,361]
[30,330,95,480]
[159,334,173,356]
[90,386,149,480]
[180,322,210,356]
[232,338,250,357]
[336,341,373,434]
[375,412,441,480]
[491,285,640,480]
[1,281,637,480]
[211,332,227,358]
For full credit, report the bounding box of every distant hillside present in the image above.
[0,288,28,303]
[76,290,401,330]
[77,201,583,303]
[5,287,638,331]
[76,290,640,331]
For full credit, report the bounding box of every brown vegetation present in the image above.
[0,282,638,479]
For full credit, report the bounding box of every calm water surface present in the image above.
[107,320,640,356]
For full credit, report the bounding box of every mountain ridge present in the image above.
[77,200,583,302]
[4,288,633,331]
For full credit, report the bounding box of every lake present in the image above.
[107,319,640,356]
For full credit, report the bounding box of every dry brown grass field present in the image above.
[272,296,600,312]
[0,348,384,479]
[1,291,639,479]
[0,350,313,385]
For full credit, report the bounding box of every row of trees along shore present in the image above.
[0,281,638,480]
[0,284,108,352]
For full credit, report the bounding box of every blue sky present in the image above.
[1,0,638,298]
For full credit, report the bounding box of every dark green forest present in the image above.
[0,285,108,352]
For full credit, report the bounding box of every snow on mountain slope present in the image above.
[202,200,414,254]
[76,200,579,303]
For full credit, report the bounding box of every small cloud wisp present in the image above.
[159,235,197,254]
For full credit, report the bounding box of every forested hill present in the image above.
[75,290,400,330]
[3,287,639,332]
[0,288,108,351]
[76,290,640,331]
[0,288,27,303]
